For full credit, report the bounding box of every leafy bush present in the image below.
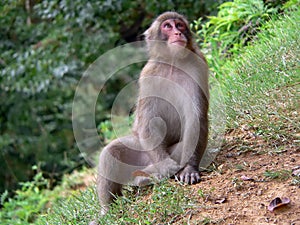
[0,167,50,225]
[0,165,96,225]
[192,0,294,76]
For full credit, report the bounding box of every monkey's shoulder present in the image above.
[140,61,170,76]
[141,61,200,77]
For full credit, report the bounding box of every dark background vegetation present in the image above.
[0,0,289,195]
[0,0,227,194]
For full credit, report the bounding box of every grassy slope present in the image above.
[38,9,299,225]
[221,9,299,154]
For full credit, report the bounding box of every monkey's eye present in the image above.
[163,23,172,29]
[176,23,185,29]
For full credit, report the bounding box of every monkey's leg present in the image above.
[97,175,122,215]
[132,143,182,187]
[97,140,124,215]
[134,115,182,183]
[97,136,149,214]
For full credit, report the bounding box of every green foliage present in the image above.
[37,186,97,225]
[0,166,95,225]
[98,120,116,144]
[192,2,299,156]
[282,0,300,10]
[0,168,50,225]
[192,0,292,76]
[98,115,135,144]
[1,0,227,193]
[222,9,299,128]
[38,180,197,225]
[264,170,291,181]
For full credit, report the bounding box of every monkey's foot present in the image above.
[133,176,152,186]
[132,170,152,186]
[133,170,164,186]
[175,165,201,184]
[100,206,109,216]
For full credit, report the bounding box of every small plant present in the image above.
[98,115,134,144]
[202,217,212,225]
[198,189,205,198]
[232,177,244,190]
[192,0,285,76]
[264,170,291,181]
[98,119,115,143]
[0,167,50,225]
[235,164,245,171]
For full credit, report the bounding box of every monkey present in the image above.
[96,11,209,215]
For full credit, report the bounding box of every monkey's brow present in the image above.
[171,18,182,22]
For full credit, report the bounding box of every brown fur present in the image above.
[96,12,209,215]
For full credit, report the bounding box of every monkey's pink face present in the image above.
[160,19,188,47]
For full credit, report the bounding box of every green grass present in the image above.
[0,171,50,225]
[263,169,291,181]
[0,167,95,225]
[222,9,299,150]
[10,8,299,225]
[38,180,201,225]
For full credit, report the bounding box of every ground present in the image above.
[183,127,300,225]
[82,126,299,225]
[80,87,299,224]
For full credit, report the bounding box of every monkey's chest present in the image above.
[136,72,201,144]
[146,98,183,143]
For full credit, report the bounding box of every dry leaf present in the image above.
[268,197,290,212]
[215,197,226,204]
[292,168,300,177]
[241,175,255,181]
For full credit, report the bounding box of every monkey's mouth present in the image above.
[171,41,186,46]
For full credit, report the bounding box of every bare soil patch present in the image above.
[186,127,300,225]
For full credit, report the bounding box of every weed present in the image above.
[235,164,245,171]
[202,217,211,225]
[263,169,291,181]
[232,177,244,190]
[198,189,205,198]
[0,168,50,225]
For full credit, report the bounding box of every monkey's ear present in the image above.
[143,20,159,40]
[137,33,146,41]
[143,28,151,40]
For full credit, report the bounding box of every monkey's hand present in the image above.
[175,164,201,184]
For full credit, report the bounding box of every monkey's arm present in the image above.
[175,115,208,184]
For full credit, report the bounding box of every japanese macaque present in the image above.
[97,12,209,215]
